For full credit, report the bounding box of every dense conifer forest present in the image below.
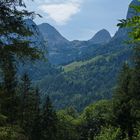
[0,0,140,140]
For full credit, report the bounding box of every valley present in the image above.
[1,0,140,140]
[25,1,135,110]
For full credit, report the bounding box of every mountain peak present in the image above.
[38,23,58,34]
[38,23,69,44]
[99,29,109,32]
[89,29,111,44]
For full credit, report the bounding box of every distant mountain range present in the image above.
[22,0,137,67]
[36,0,138,66]
[16,0,138,68]
[1,0,138,110]
[33,0,138,110]
[38,23,112,65]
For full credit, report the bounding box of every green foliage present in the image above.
[78,100,113,140]
[117,0,140,43]
[41,96,58,140]
[133,126,140,140]
[62,55,103,72]
[115,2,140,139]
[31,87,41,140]
[94,126,122,140]
[112,61,140,140]
[57,109,80,140]
[83,100,112,122]
[113,64,133,135]
[0,0,42,124]
[0,52,19,123]
[0,125,27,140]
[19,73,41,140]
[0,114,7,126]
[0,0,42,60]
[65,106,78,118]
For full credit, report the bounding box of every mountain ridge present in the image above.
[38,23,112,65]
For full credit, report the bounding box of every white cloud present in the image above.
[39,0,83,25]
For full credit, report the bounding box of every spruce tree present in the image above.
[20,73,31,127]
[0,52,19,123]
[115,2,140,139]
[0,0,42,124]
[113,63,133,139]
[20,73,36,139]
[0,0,43,139]
[41,96,58,140]
[31,87,41,140]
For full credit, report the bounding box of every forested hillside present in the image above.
[39,49,131,111]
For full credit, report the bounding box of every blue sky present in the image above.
[25,0,132,41]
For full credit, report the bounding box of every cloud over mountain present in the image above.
[39,0,83,25]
